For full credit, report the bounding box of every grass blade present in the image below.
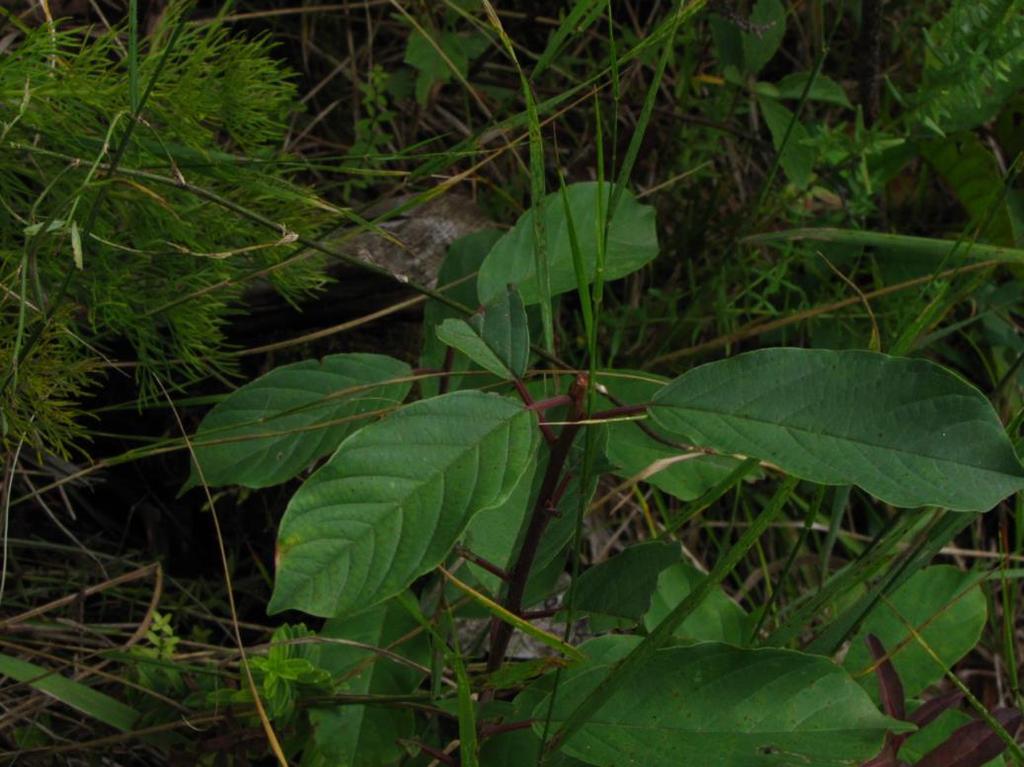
[439,567,585,663]
[0,652,140,732]
[482,1,553,352]
[745,227,1024,264]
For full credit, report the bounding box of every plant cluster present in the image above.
[171,176,1024,764]
[0,3,330,456]
[2,1,1024,766]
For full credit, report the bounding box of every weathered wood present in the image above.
[240,193,495,337]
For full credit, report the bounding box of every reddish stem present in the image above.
[588,403,647,420]
[399,740,457,766]
[455,546,510,582]
[513,379,557,444]
[601,388,705,452]
[521,607,561,619]
[486,374,588,672]
[526,393,574,412]
[480,719,534,738]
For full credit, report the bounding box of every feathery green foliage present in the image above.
[0,3,330,455]
[913,0,1024,133]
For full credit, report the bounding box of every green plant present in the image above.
[909,0,1024,136]
[187,178,1024,765]
[6,2,1024,765]
[0,3,331,456]
[342,63,401,199]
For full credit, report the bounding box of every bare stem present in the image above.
[486,374,587,672]
[454,545,510,582]
[513,379,557,444]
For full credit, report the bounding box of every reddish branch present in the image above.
[513,379,558,444]
[486,374,588,672]
[455,545,510,582]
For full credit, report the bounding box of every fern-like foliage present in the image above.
[0,4,333,455]
[911,0,1024,134]
[0,302,97,458]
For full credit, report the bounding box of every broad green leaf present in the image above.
[421,229,503,397]
[920,134,1015,246]
[477,182,658,305]
[0,652,140,732]
[598,371,745,501]
[776,72,852,107]
[643,563,752,645]
[481,728,588,767]
[651,348,1024,511]
[709,14,744,75]
[758,95,815,189]
[546,478,799,756]
[741,0,786,76]
[844,565,987,700]
[269,391,539,617]
[573,541,680,622]
[187,353,411,490]
[538,636,899,767]
[310,596,428,766]
[435,285,530,380]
